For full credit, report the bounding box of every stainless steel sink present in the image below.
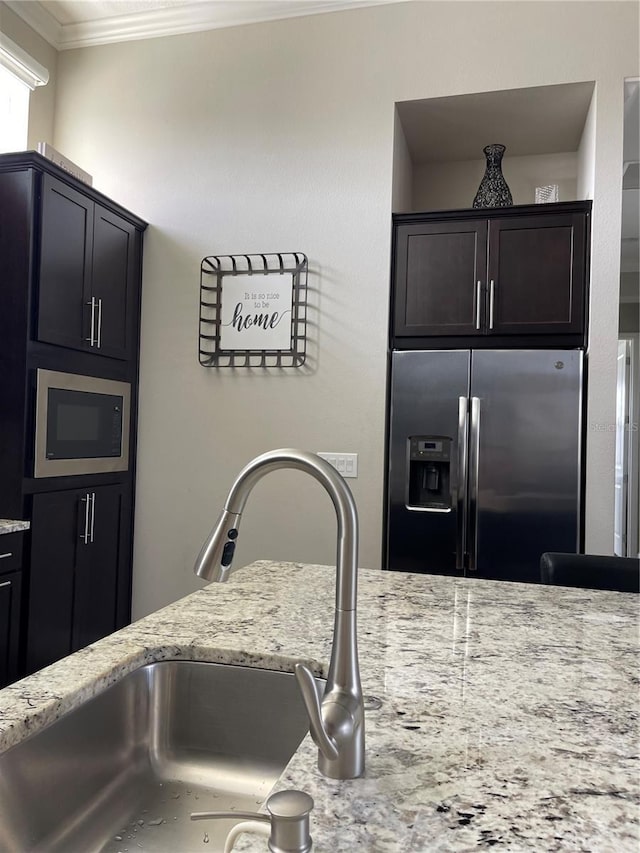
[0,661,318,853]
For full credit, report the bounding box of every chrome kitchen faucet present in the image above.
[193,448,365,780]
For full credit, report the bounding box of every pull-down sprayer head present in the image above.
[194,508,242,583]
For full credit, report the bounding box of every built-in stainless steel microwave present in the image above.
[34,369,131,478]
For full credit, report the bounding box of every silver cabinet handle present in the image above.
[456,396,469,571]
[0,552,12,560]
[468,397,481,571]
[96,298,103,348]
[489,280,495,330]
[85,297,97,346]
[89,492,96,544]
[80,493,90,544]
[0,580,11,590]
[475,281,482,330]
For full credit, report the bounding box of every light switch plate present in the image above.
[317,452,358,478]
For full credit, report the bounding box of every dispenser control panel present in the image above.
[407,435,452,511]
[409,436,450,462]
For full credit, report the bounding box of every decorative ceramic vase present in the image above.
[472,144,513,208]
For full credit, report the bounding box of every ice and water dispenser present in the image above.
[407,436,452,510]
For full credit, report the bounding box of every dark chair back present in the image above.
[540,552,640,593]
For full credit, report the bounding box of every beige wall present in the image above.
[44,1,640,616]
[619,301,639,334]
[0,2,57,147]
[413,151,578,211]
[392,108,413,212]
[577,87,597,200]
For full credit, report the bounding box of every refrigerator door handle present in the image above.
[468,396,481,571]
[456,397,469,570]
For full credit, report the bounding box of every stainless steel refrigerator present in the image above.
[385,349,584,583]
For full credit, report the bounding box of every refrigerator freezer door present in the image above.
[387,350,470,574]
[470,350,583,582]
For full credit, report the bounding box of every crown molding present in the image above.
[4,2,62,47]
[5,1,398,50]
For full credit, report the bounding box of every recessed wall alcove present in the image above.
[392,81,596,213]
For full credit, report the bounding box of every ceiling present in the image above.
[6,0,401,49]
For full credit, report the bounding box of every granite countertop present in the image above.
[0,519,30,535]
[0,561,638,851]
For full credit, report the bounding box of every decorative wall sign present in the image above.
[218,273,293,351]
[199,253,308,368]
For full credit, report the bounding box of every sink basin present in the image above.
[0,661,318,852]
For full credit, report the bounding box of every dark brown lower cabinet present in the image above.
[26,483,131,674]
[0,572,22,688]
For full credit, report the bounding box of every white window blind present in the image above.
[0,32,49,90]
[0,32,49,153]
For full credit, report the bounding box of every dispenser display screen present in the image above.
[410,436,450,460]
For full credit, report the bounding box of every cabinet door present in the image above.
[487,213,586,335]
[91,206,138,360]
[27,484,127,674]
[27,489,78,672]
[394,220,487,337]
[0,532,23,576]
[0,571,22,687]
[37,174,94,352]
[72,485,122,651]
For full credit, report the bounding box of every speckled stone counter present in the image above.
[0,561,638,851]
[0,519,29,534]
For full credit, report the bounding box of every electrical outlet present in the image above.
[317,452,358,478]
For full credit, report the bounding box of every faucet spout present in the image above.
[194,448,365,779]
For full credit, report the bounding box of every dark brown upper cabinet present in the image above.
[37,173,138,361]
[392,201,591,348]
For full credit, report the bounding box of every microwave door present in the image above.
[46,388,123,461]
[34,369,131,478]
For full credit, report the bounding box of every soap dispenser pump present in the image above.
[191,788,314,853]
